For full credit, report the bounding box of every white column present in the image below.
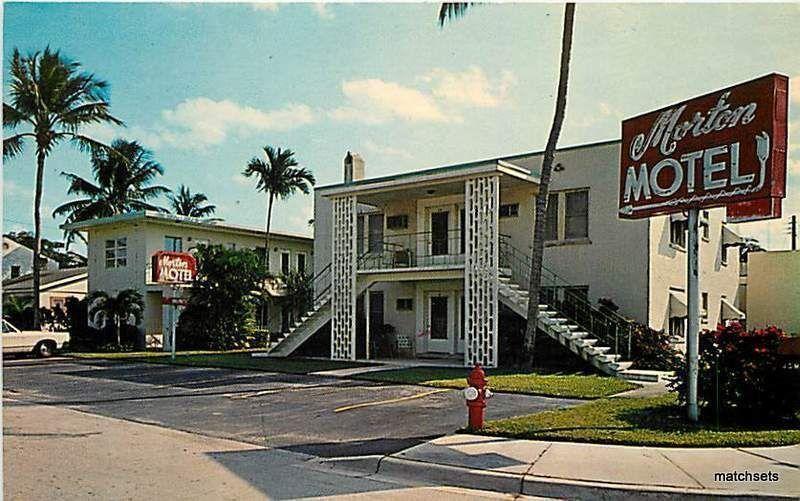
[464,176,499,367]
[331,195,357,360]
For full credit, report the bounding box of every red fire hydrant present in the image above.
[464,364,492,430]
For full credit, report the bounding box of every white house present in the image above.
[63,211,313,349]
[2,236,58,280]
[265,140,747,376]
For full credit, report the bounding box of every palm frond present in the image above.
[3,133,31,159]
[439,3,473,26]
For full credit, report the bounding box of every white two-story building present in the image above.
[63,211,313,349]
[266,140,747,375]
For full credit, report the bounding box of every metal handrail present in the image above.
[498,234,633,359]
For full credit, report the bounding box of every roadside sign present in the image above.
[619,73,788,219]
[152,251,197,284]
[161,297,189,306]
[618,73,790,423]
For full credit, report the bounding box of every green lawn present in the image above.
[479,393,800,447]
[69,351,372,375]
[354,367,638,399]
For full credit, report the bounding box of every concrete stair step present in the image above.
[609,361,634,372]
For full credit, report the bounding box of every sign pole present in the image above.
[686,208,700,422]
[171,285,178,362]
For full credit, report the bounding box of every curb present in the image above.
[372,455,796,501]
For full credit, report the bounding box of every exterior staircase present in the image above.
[258,263,377,358]
[498,236,638,380]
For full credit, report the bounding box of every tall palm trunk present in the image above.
[260,193,275,334]
[524,3,576,369]
[32,148,46,330]
[264,193,274,269]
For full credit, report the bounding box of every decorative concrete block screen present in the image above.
[464,175,499,367]
[331,195,357,360]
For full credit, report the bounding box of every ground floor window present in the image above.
[669,316,686,339]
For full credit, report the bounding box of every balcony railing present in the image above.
[358,230,465,271]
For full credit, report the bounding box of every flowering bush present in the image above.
[629,323,682,371]
[670,322,799,422]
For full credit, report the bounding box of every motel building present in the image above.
[264,142,749,377]
[63,211,313,349]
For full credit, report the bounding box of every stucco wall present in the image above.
[647,208,741,332]
[85,218,312,341]
[746,250,800,335]
[512,142,651,323]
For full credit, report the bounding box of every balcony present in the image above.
[358,230,465,272]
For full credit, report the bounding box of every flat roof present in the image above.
[61,211,313,242]
[317,138,620,193]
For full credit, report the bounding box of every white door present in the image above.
[427,293,453,353]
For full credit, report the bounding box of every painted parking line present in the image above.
[333,389,450,413]
[226,384,338,400]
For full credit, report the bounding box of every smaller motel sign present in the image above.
[151,251,197,284]
[619,74,788,221]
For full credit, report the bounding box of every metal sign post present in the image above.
[686,209,700,421]
[171,284,178,362]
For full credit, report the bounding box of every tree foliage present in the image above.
[177,245,267,350]
[54,138,170,246]
[168,184,217,218]
[88,288,144,348]
[3,46,122,328]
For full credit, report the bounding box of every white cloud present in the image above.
[330,79,453,124]
[363,140,413,160]
[158,98,315,148]
[251,3,279,12]
[422,67,517,108]
[312,3,334,19]
[84,98,316,151]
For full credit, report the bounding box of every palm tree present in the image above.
[88,289,144,348]
[440,3,576,368]
[242,146,315,268]
[53,138,171,243]
[168,185,217,218]
[3,47,123,329]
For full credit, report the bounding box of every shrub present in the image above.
[629,323,682,370]
[177,245,266,350]
[670,322,799,423]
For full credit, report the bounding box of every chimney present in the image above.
[344,151,365,184]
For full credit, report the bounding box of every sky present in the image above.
[3,2,800,252]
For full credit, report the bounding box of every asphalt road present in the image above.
[3,356,580,458]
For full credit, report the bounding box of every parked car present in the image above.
[2,319,68,357]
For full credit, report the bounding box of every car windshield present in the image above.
[2,319,20,334]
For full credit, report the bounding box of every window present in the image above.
[10,265,21,279]
[545,193,559,241]
[499,203,519,218]
[386,215,409,230]
[164,236,183,252]
[721,239,728,265]
[564,191,589,239]
[700,211,710,240]
[357,216,365,255]
[226,242,236,250]
[396,298,413,311]
[669,317,685,339]
[670,219,687,248]
[297,253,306,274]
[701,292,709,320]
[105,238,127,268]
[281,252,290,275]
[368,214,384,254]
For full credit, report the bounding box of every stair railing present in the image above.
[498,234,634,360]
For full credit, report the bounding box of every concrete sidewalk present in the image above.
[329,434,800,500]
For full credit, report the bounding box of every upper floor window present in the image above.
[545,189,589,241]
[164,236,183,252]
[670,218,687,248]
[281,252,291,275]
[10,264,21,278]
[386,215,409,230]
[499,203,519,218]
[700,211,710,240]
[297,253,306,274]
[701,291,709,320]
[564,191,589,239]
[105,238,127,268]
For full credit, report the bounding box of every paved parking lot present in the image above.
[3,357,580,458]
